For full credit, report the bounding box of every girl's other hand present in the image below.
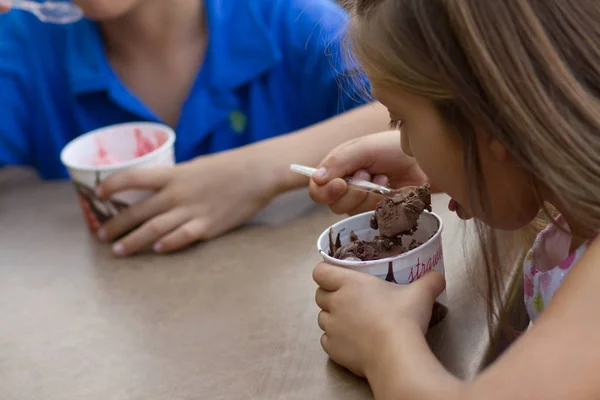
[313,262,445,377]
[309,131,429,216]
[95,148,277,257]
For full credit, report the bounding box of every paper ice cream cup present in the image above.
[317,211,447,305]
[60,122,176,233]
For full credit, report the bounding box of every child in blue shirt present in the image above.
[0,0,389,256]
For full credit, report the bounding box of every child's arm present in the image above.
[96,103,390,256]
[314,237,600,400]
[251,102,390,195]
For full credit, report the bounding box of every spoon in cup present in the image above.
[290,164,394,196]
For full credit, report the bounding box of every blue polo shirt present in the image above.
[0,0,366,180]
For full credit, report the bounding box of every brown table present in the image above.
[0,168,524,400]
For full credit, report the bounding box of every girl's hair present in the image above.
[344,0,600,341]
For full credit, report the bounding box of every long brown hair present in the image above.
[344,0,600,340]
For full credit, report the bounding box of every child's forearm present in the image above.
[366,325,465,400]
[246,102,390,195]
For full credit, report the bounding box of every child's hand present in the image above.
[95,150,276,257]
[313,262,445,377]
[309,131,428,216]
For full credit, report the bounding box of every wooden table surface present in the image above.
[0,168,523,400]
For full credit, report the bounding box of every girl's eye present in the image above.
[388,119,403,130]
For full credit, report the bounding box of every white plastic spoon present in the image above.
[290,164,394,196]
[2,0,83,24]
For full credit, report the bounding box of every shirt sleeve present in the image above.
[0,14,35,168]
[276,0,370,122]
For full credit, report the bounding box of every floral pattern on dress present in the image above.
[523,216,591,322]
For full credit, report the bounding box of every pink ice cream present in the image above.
[133,128,157,158]
[91,129,167,166]
[93,138,122,166]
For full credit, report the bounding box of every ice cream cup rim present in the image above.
[60,122,176,173]
[317,210,443,267]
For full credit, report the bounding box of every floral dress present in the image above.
[523,216,592,322]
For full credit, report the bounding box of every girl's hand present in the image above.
[309,131,428,216]
[313,262,445,377]
[95,149,276,257]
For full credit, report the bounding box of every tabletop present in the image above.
[0,168,525,400]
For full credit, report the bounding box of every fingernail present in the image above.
[355,170,370,180]
[153,242,163,253]
[313,168,327,179]
[376,177,389,187]
[97,228,107,241]
[95,187,104,197]
[112,242,126,257]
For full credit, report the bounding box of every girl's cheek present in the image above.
[414,144,467,205]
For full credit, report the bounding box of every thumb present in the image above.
[411,271,446,303]
[312,141,372,185]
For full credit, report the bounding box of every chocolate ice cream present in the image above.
[370,184,431,238]
[331,184,431,261]
[334,237,405,261]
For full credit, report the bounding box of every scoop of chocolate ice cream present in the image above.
[330,184,432,262]
[370,184,431,238]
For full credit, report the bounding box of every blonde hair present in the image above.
[344,0,600,339]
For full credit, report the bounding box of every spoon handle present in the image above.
[344,176,394,195]
[10,0,37,13]
[289,164,393,196]
[9,0,83,24]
